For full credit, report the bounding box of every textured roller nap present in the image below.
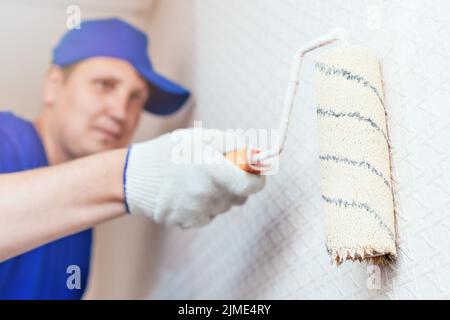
[315,45,397,265]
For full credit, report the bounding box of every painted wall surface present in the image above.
[135,0,450,299]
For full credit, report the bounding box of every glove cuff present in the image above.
[123,140,165,216]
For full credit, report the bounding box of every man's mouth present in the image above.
[92,127,121,142]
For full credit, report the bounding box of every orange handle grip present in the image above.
[224,147,262,175]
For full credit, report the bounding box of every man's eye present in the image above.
[130,92,148,103]
[95,80,113,90]
[130,94,143,102]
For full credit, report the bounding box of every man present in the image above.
[0,18,265,299]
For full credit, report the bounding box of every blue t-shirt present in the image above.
[0,112,92,299]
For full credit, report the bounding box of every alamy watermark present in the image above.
[66,265,81,290]
[366,0,386,30]
[66,5,81,30]
[169,121,281,175]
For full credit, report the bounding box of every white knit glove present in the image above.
[123,128,266,228]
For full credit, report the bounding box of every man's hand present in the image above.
[124,128,266,228]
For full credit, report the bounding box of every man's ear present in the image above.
[42,65,65,107]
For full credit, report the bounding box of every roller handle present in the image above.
[224,147,265,175]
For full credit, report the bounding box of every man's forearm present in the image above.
[0,148,128,261]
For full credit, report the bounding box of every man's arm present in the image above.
[0,128,267,262]
[0,148,127,261]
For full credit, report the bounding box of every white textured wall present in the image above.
[134,0,450,299]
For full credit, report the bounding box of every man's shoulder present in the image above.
[0,111,36,146]
[0,111,32,134]
[0,111,47,172]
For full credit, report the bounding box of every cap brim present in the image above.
[136,66,190,115]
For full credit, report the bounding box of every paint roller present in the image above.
[226,30,397,265]
[315,45,397,265]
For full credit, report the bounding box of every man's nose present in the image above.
[107,90,129,121]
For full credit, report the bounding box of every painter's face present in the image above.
[45,57,149,158]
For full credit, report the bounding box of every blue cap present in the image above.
[52,18,190,115]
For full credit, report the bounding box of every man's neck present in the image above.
[34,115,72,165]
